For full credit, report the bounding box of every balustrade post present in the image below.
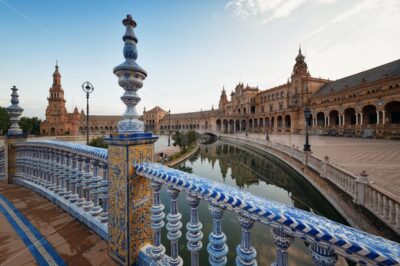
[355,170,368,205]
[70,155,83,203]
[82,158,94,211]
[271,226,294,266]
[167,188,183,266]
[308,243,338,266]
[321,155,329,179]
[63,152,74,199]
[236,216,257,266]
[186,195,203,266]
[150,180,166,264]
[207,204,228,266]
[89,159,103,216]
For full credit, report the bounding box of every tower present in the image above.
[292,46,309,78]
[219,87,228,112]
[41,63,80,136]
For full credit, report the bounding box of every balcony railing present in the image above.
[3,140,400,265]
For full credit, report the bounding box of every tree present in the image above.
[172,130,198,152]
[89,136,108,148]
[0,107,11,135]
[19,117,42,135]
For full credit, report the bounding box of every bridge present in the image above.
[1,14,400,266]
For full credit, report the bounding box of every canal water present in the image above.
[159,140,349,265]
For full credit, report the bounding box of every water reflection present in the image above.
[160,140,349,265]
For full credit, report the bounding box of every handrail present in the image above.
[15,140,108,161]
[136,162,400,265]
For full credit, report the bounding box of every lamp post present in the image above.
[303,106,311,152]
[82,81,94,145]
[168,109,171,146]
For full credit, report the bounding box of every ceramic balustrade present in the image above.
[0,147,4,180]
[136,162,400,266]
[11,141,108,239]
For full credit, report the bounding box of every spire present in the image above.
[292,46,308,77]
[53,62,61,87]
[114,14,147,133]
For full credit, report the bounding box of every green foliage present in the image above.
[89,136,108,148]
[172,130,198,152]
[175,164,193,173]
[0,107,11,135]
[19,117,42,135]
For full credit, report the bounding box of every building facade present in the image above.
[41,64,121,136]
[147,49,400,139]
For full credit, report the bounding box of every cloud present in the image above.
[225,0,338,22]
[303,0,400,40]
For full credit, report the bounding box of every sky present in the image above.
[0,0,399,119]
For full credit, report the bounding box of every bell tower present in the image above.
[43,63,68,135]
[219,86,228,112]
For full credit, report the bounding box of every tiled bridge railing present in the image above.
[136,163,400,266]
[7,141,400,265]
[220,134,400,236]
[12,141,109,240]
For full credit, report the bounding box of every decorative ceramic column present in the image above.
[271,227,294,266]
[150,180,166,264]
[5,86,26,184]
[382,110,386,124]
[167,188,183,266]
[186,195,203,266]
[308,244,338,266]
[235,216,257,266]
[106,14,158,265]
[207,204,228,265]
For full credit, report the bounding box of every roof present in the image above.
[313,59,400,97]
[147,106,166,113]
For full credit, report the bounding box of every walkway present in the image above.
[241,132,400,197]
[0,182,116,266]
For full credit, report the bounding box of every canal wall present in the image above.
[220,135,399,241]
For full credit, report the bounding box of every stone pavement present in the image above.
[240,132,400,198]
[0,182,116,266]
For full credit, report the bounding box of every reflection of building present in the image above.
[146,49,400,139]
[41,64,122,136]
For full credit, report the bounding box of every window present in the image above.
[269,104,273,112]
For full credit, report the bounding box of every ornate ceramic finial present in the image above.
[113,14,147,133]
[6,86,24,135]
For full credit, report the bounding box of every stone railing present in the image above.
[136,162,400,266]
[12,140,108,240]
[0,147,5,180]
[219,134,400,235]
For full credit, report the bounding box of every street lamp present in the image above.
[168,109,171,146]
[304,106,311,152]
[82,81,94,145]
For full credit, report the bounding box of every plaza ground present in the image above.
[242,132,400,198]
[0,182,116,265]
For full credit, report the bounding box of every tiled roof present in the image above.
[313,59,400,97]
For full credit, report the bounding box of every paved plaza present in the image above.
[241,133,400,198]
[0,182,116,265]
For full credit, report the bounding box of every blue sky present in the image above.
[1,0,399,118]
